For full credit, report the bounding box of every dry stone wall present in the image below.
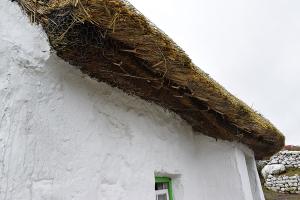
[264,174,300,194]
[260,151,300,194]
[269,151,300,168]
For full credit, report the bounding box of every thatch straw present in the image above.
[16,0,284,159]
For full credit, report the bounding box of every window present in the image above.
[155,177,173,200]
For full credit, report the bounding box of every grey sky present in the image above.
[129,0,300,145]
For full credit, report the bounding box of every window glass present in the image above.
[155,182,168,190]
[157,193,168,200]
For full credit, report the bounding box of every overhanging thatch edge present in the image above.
[15,0,285,159]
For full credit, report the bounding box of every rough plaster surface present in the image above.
[0,1,264,199]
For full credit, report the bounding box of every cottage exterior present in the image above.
[0,0,284,200]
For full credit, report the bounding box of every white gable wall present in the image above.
[0,1,264,200]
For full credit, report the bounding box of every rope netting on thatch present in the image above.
[16,0,284,158]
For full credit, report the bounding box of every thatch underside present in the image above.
[16,0,284,159]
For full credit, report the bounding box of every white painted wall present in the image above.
[0,1,264,200]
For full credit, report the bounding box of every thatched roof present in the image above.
[16,0,284,159]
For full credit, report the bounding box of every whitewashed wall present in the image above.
[0,1,264,200]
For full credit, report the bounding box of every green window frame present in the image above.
[155,177,174,200]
